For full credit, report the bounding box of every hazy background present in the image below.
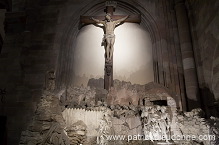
[73,23,154,86]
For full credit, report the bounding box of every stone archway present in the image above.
[55,0,185,110]
[56,0,162,87]
[73,22,154,86]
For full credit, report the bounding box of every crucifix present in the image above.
[80,1,141,91]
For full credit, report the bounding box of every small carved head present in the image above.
[105,13,112,21]
[160,106,167,113]
[156,105,161,111]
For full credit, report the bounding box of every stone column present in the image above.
[174,0,200,110]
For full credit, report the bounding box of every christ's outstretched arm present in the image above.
[115,15,129,25]
[91,17,105,24]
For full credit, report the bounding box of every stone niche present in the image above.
[19,79,219,145]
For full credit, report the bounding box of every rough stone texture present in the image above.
[0,0,219,144]
[107,80,177,108]
[19,91,69,145]
[173,108,219,145]
[65,120,87,145]
[209,116,219,145]
[1,2,184,144]
[186,0,219,117]
[19,82,219,145]
[59,86,97,108]
[88,78,104,89]
[112,116,142,136]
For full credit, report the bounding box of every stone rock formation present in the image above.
[19,79,219,145]
[65,120,87,145]
[19,91,69,145]
[173,108,219,145]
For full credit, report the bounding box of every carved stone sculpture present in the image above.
[97,109,113,145]
[65,120,87,145]
[19,80,219,145]
[45,71,56,91]
[173,108,216,145]
[41,123,70,145]
[141,105,171,142]
[158,106,170,142]
[91,14,129,62]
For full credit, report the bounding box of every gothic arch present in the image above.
[56,0,164,89]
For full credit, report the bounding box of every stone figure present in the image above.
[141,105,171,142]
[45,70,56,91]
[97,109,113,145]
[65,120,87,144]
[142,106,161,142]
[41,123,70,145]
[158,106,170,142]
[92,13,129,62]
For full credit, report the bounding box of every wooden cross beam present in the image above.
[80,15,141,24]
[80,1,141,91]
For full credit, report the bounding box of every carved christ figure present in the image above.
[92,13,129,62]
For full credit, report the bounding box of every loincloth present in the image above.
[103,34,115,39]
[101,34,115,46]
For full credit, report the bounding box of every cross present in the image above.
[80,1,141,91]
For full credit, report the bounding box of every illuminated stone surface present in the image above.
[0,0,219,144]
[19,80,219,145]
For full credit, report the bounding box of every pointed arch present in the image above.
[56,0,164,89]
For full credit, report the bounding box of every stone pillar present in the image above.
[174,0,200,110]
